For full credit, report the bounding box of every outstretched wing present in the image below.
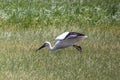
[64,32,85,39]
[55,32,85,41]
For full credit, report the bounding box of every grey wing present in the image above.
[64,34,77,39]
[64,32,84,39]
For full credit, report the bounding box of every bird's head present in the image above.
[36,41,50,51]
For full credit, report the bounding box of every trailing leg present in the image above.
[73,45,82,52]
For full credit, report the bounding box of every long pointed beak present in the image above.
[36,43,46,52]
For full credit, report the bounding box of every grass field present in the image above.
[0,0,120,80]
[0,26,119,80]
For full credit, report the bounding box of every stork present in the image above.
[36,32,87,52]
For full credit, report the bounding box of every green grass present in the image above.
[0,0,120,28]
[0,0,120,80]
[0,26,120,80]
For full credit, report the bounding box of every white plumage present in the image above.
[36,32,87,52]
[55,32,69,41]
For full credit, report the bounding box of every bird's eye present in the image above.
[45,43,47,46]
[45,43,48,46]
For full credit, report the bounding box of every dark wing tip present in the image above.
[72,32,85,36]
[64,32,85,39]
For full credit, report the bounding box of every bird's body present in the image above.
[36,32,87,52]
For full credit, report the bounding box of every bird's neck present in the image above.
[47,42,56,51]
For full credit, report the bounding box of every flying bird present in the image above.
[36,32,87,52]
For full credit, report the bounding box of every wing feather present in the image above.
[64,34,77,39]
[55,32,85,41]
[55,32,69,41]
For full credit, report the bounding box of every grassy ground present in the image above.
[0,0,120,80]
[0,26,120,80]
[0,0,120,27]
